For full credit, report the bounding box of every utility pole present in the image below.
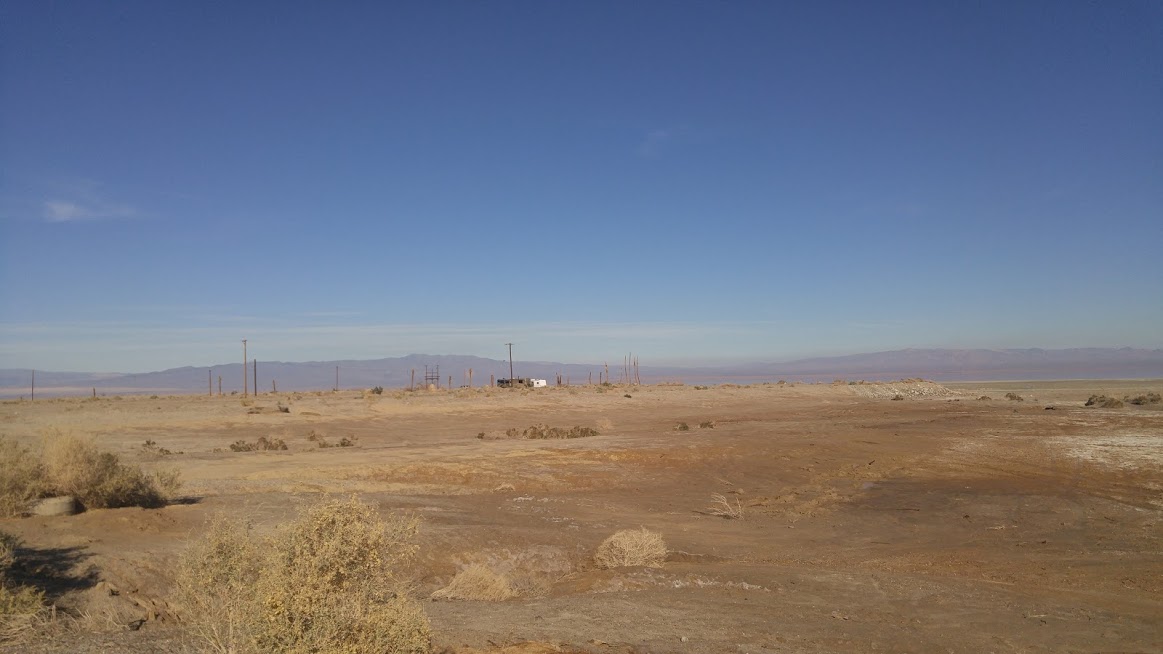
[335,366,339,392]
[253,359,257,396]
[242,339,248,397]
[505,343,514,381]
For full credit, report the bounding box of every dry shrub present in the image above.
[1004,392,1024,402]
[594,528,667,569]
[0,532,44,644]
[1125,392,1161,405]
[707,493,745,519]
[176,497,431,654]
[0,433,178,515]
[0,439,43,517]
[41,433,169,510]
[1085,395,1125,409]
[431,563,514,602]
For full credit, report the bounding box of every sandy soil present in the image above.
[1,379,1160,653]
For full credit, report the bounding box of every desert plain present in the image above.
[0,378,1160,653]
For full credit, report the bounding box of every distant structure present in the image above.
[424,365,440,390]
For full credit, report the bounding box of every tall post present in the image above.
[410,369,415,391]
[253,359,257,396]
[218,375,222,396]
[242,339,248,397]
[335,366,339,392]
[30,369,35,401]
[506,343,514,381]
[209,369,213,397]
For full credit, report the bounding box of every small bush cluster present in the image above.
[0,433,179,515]
[230,436,288,452]
[480,425,600,440]
[175,497,430,654]
[978,396,992,401]
[891,395,905,401]
[370,386,385,395]
[1005,392,1024,402]
[593,528,667,569]
[1084,394,1126,408]
[674,422,690,432]
[699,421,715,429]
[308,430,357,448]
[140,439,179,456]
[1125,392,1161,406]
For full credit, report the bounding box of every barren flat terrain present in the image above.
[1,380,1161,653]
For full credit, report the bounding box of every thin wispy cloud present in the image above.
[42,198,137,223]
[637,129,673,158]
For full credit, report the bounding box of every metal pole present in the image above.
[506,343,514,380]
[253,359,257,396]
[242,339,248,397]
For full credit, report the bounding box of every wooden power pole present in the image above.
[242,339,248,397]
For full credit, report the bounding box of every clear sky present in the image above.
[1,1,1160,372]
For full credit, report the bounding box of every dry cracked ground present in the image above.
[1,379,1160,653]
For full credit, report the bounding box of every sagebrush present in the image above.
[176,497,431,654]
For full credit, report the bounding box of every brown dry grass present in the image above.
[593,528,667,569]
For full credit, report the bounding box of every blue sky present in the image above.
[1,1,1160,372]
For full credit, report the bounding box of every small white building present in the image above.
[530,379,548,388]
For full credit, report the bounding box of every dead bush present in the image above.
[0,532,45,644]
[707,493,745,519]
[698,421,715,429]
[1085,395,1125,409]
[3,434,178,515]
[430,563,514,602]
[39,433,173,511]
[1004,392,1024,402]
[594,528,667,569]
[1126,392,1161,406]
[977,396,991,401]
[177,497,431,654]
[0,439,43,517]
[229,436,287,452]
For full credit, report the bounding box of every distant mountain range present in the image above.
[2,348,1161,398]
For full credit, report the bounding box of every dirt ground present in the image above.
[1,379,1160,653]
